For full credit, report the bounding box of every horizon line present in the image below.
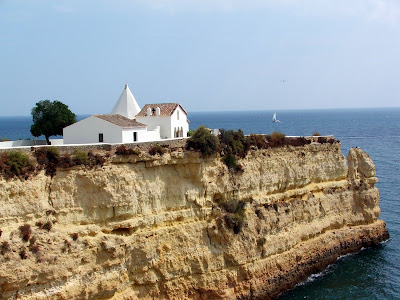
[1,106,400,118]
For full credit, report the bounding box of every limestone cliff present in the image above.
[0,143,389,299]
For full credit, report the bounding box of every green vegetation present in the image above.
[33,147,106,177]
[247,133,268,149]
[30,100,76,144]
[73,150,88,165]
[115,145,140,156]
[312,132,321,136]
[224,199,247,234]
[219,129,247,157]
[219,129,248,172]
[216,197,250,234]
[223,154,238,170]
[267,131,286,147]
[7,151,30,173]
[186,127,294,170]
[186,126,218,156]
[0,151,35,180]
[223,154,243,172]
[148,144,166,156]
[34,147,61,177]
[0,138,10,142]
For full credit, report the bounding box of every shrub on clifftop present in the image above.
[148,144,166,156]
[267,131,286,147]
[34,147,61,177]
[0,151,35,180]
[115,145,140,156]
[186,126,218,156]
[219,129,247,158]
[246,134,268,150]
[73,150,88,165]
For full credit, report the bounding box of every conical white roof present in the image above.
[111,84,141,119]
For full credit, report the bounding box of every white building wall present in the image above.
[121,127,160,143]
[63,116,123,144]
[122,128,144,143]
[136,106,188,139]
[136,116,172,139]
[141,126,161,142]
[170,106,189,138]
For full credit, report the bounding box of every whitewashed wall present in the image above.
[136,116,171,139]
[136,106,188,139]
[0,140,47,149]
[63,116,123,144]
[140,126,161,142]
[121,127,160,143]
[170,106,189,138]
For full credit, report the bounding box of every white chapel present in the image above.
[63,84,189,144]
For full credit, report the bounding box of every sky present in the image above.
[0,0,399,116]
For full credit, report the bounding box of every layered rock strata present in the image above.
[0,143,389,299]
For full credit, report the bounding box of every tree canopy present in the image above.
[186,126,218,156]
[30,100,76,144]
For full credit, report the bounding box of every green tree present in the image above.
[186,126,218,156]
[30,100,76,144]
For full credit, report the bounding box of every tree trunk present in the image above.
[46,136,50,145]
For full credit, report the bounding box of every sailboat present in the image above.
[272,112,280,123]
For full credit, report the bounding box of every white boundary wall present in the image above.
[0,139,63,149]
[63,116,123,144]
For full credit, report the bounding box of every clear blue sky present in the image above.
[1,0,399,116]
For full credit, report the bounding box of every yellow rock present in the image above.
[0,144,388,299]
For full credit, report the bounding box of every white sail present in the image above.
[272,112,280,123]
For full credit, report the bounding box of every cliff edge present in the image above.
[0,143,389,299]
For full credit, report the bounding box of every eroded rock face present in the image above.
[348,147,376,179]
[0,144,388,299]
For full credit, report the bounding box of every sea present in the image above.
[1,108,399,299]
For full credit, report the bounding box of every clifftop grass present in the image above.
[186,127,337,170]
[0,151,35,180]
[0,130,337,180]
[0,147,108,180]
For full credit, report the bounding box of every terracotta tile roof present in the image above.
[93,114,147,128]
[136,103,188,117]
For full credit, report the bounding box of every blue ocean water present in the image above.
[0,115,90,141]
[1,108,399,299]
